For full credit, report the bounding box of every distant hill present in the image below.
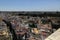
[0,11,60,17]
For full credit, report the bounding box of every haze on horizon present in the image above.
[0,0,60,11]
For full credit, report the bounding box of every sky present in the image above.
[0,0,60,11]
